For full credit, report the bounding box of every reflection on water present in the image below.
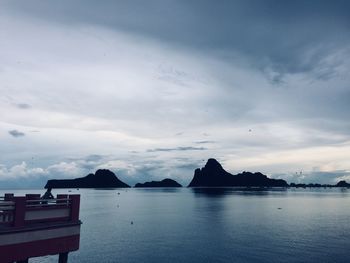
[135,187,182,193]
[191,187,288,197]
[1,188,349,263]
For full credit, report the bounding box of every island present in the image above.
[135,178,182,188]
[289,180,350,188]
[43,161,350,189]
[45,169,130,188]
[336,180,350,187]
[188,158,288,187]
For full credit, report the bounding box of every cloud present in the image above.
[0,154,201,187]
[3,0,350,80]
[0,1,349,187]
[147,146,207,152]
[8,130,25,137]
[0,162,49,189]
[271,170,350,185]
[0,162,46,180]
[16,103,31,109]
[194,140,216,144]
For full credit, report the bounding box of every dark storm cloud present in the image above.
[147,146,207,152]
[8,130,25,137]
[3,0,350,78]
[1,0,350,187]
[194,140,216,144]
[16,103,31,109]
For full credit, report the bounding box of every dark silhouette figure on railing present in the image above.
[41,187,54,204]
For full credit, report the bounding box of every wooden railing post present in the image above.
[13,197,26,227]
[25,194,40,200]
[57,194,68,205]
[4,193,14,201]
[58,252,69,263]
[69,195,80,222]
[25,194,40,208]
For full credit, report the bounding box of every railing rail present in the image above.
[26,198,71,208]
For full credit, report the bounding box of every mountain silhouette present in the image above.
[134,178,182,188]
[336,180,350,187]
[188,158,288,187]
[45,169,130,188]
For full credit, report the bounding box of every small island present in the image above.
[336,180,350,187]
[289,180,350,188]
[45,169,130,188]
[135,178,182,188]
[188,158,288,187]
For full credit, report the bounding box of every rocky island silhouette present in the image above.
[336,180,350,187]
[135,178,182,188]
[45,169,130,188]
[188,158,288,187]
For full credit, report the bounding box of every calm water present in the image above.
[2,188,350,263]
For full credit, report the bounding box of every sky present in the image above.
[0,0,350,188]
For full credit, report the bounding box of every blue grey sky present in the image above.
[0,0,350,187]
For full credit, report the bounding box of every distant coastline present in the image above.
[44,158,350,189]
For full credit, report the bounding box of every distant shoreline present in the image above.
[42,159,350,190]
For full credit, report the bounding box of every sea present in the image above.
[1,188,350,263]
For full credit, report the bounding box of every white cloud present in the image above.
[46,162,84,178]
[0,162,47,180]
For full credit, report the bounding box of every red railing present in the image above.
[0,198,14,226]
[0,193,80,228]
